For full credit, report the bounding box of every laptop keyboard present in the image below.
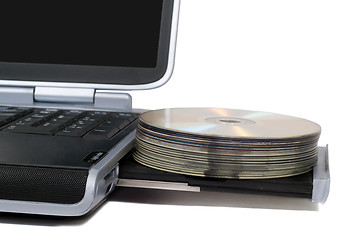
[0,106,138,139]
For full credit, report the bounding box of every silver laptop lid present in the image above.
[0,0,179,91]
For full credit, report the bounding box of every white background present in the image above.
[1,0,360,239]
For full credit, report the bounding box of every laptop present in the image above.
[0,0,180,216]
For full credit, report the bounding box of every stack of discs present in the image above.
[133,108,321,179]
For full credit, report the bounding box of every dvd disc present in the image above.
[139,108,321,139]
[133,108,321,179]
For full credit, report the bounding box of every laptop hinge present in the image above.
[94,90,132,111]
[34,87,132,111]
[34,87,95,104]
[0,86,35,105]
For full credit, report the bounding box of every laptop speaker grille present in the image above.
[0,165,88,204]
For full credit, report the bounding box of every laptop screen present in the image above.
[0,1,176,88]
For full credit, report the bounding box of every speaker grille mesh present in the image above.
[0,165,88,204]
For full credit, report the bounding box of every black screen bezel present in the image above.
[0,1,174,86]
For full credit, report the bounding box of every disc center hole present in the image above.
[219,119,242,124]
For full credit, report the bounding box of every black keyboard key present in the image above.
[100,117,130,129]
[115,112,138,122]
[7,125,57,135]
[0,112,18,117]
[56,128,86,137]
[0,107,30,114]
[84,126,120,139]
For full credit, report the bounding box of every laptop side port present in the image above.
[97,164,119,198]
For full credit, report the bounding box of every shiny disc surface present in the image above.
[139,108,321,139]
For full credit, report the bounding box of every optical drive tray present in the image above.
[117,146,330,204]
